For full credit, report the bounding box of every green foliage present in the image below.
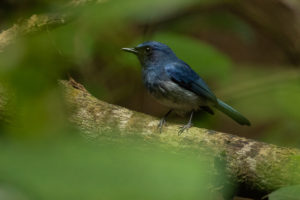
[275,82,300,120]
[268,185,300,200]
[0,137,220,200]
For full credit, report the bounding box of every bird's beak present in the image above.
[121,47,138,54]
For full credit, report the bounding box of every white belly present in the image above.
[150,81,205,111]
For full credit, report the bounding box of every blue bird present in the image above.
[122,41,250,134]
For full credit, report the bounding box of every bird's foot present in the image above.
[178,122,193,135]
[157,118,166,133]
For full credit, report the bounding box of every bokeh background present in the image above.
[0,0,300,199]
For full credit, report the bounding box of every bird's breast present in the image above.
[143,72,204,111]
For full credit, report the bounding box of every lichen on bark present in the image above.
[60,79,300,198]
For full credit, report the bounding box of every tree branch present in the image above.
[61,78,300,198]
[0,0,104,52]
[228,0,300,65]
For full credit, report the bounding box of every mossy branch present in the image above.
[61,78,300,198]
[0,0,104,52]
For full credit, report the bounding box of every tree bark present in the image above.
[0,0,102,52]
[61,78,300,198]
[228,0,300,65]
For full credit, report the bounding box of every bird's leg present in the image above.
[178,110,194,135]
[157,109,173,133]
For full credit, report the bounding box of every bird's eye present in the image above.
[145,47,151,52]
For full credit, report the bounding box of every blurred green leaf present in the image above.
[268,185,300,200]
[198,12,255,43]
[80,0,212,24]
[0,137,220,200]
[275,83,300,120]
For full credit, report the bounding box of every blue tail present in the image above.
[214,99,251,126]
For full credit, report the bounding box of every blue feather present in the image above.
[215,99,251,125]
[165,62,217,103]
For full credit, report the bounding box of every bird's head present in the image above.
[122,41,177,67]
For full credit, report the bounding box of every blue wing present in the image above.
[165,62,217,103]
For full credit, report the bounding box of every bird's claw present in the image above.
[157,118,166,133]
[178,123,193,135]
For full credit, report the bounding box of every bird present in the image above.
[122,41,250,135]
